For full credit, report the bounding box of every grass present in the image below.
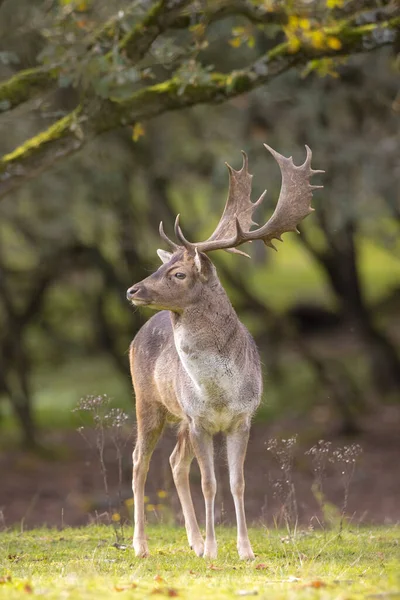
[0,525,399,599]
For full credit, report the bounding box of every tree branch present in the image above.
[119,0,192,61]
[0,0,191,113]
[1,0,393,114]
[1,15,398,200]
[0,108,83,197]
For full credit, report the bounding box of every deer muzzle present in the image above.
[126,285,150,306]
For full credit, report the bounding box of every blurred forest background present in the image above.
[0,0,399,528]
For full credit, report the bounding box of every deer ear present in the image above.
[157,249,173,264]
[194,248,202,273]
[194,248,211,281]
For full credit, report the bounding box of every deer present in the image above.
[126,144,323,560]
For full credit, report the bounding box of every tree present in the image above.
[0,0,398,199]
[1,0,399,446]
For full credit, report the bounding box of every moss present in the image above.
[119,0,164,56]
[0,107,82,172]
[0,68,53,111]
[1,15,398,192]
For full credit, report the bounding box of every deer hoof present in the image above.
[133,539,149,558]
[190,538,205,557]
[203,541,218,559]
[238,544,255,561]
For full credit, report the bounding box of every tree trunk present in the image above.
[318,225,400,394]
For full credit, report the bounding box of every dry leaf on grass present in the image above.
[208,564,223,571]
[304,580,327,589]
[151,587,179,596]
[114,583,137,592]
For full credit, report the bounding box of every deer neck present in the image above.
[170,283,244,393]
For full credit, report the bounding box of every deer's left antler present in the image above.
[160,144,324,256]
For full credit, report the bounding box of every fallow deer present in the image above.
[126,144,323,560]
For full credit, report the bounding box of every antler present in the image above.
[159,144,324,256]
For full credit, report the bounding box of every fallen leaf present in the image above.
[167,589,179,597]
[114,583,137,592]
[154,575,165,583]
[0,576,11,584]
[255,563,269,570]
[208,564,223,571]
[23,583,33,594]
[305,580,327,589]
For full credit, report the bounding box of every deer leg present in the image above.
[132,408,165,558]
[226,421,254,560]
[170,423,204,556]
[189,423,217,559]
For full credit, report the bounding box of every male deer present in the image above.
[127,144,323,560]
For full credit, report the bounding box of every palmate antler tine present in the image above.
[158,144,323,256]
[190,145,323,254]
[239,144,324,249]
[169,150,265,256]
[207,150,258,242]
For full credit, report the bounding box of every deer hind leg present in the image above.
[189,423,217,559]
[226,420,255,560]
[132,402,165,558]
[170,423,204,557]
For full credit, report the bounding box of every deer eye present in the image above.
[174,272,186,280]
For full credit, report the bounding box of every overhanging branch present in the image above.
[0,0,191,113]
[0,15,398,200]
[0,0,393,114]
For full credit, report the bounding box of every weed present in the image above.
[266,436,298,533]
[329,443,362,533]
[306,441,363,532]
[73,395,131,543]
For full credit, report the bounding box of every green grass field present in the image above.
[1,525,399,599]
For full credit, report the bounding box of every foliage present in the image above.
[0,0,399,446]
[0,525,399,599]
[0,0,398,197]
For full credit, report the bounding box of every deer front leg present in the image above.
[170,424,204,556]
[132,418,164,558]
[226,421,254,560]
[189,422,217,559]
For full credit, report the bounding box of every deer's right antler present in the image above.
[160,144,324,256]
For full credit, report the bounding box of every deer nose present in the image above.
[126,286,141,300]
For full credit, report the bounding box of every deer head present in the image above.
[126,248,217,312]
[127,144,323,311]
